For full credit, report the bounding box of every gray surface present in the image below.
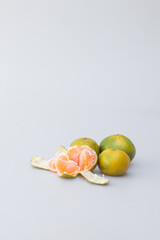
[0,0,160,239]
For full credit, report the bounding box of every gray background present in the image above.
[0,0,160,239]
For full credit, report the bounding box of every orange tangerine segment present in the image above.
[67,146,82,165]
[79,147,97,171]
[48,146,97,175]
[56,159,80,177]
[49,154,68,173]
[57,154,68,161]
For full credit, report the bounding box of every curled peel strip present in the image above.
[31,146,67,170]
[80,171,109,185]
[31,146,109,185]
[31,156,50,170]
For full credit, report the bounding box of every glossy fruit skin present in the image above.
[70,137,100,156]
[98,149,130,176]
[100,134,136,161]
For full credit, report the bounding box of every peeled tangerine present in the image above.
[31,145,108,185]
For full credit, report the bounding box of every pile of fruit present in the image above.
[31,134,136,185]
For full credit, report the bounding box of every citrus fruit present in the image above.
[98,148,130,176]
[31,145,108,184]
[49,145,98,176]
[70,137,100,156]
[56,159,80,177]
[49,145,67,173]
[100,134,136,161]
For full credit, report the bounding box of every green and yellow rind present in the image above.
[70,137,100,156]
[58,172,78,178]
[80,171,109,185]
[98,148,130,176]
[100,134,136,161]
